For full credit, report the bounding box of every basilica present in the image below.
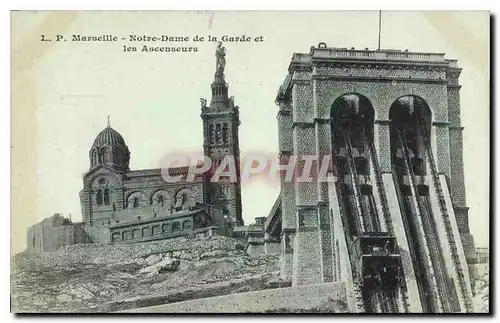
[27,43,244,251]
[80,42,243,244]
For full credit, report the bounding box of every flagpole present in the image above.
[378,10,382,50]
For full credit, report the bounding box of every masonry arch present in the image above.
[330,93,378,236]
[101,147,112,164]
[91,149,98,167]
[331,93,375,141]
[151,190,172,207]
[389,95,432,176]
[126,191,146,209]
[89,171,122,189]
[330,93,375,176]
[174,188,195,210]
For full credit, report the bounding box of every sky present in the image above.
[11,11,490,254]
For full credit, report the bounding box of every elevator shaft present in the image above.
[337,128,403,313]
[343,131,367,233]
[398,129,451,312]
[391,164,432,312]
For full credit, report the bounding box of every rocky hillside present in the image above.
[11,236,281,313]
[11,236,489,314]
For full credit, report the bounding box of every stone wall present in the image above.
[81,225,110,244]
[246,243,265,256]
[26,217,96,253]
[121,282,348,313]
[27,218,109,253]
[265,241,280,255]
[88,176,205,226]
[27,218,69,253]
[107,211,218,245]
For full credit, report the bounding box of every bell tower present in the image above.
[201,42,243,226]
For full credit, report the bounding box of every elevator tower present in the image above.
[274,44,475,313]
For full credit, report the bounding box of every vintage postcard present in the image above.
[10,10,490,313]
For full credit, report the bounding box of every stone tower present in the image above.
[274,44,475,313]
[201,42,243,226]
[80,120,130,226]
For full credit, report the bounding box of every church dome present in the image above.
[91,126,127,150]
[89,121,130,171]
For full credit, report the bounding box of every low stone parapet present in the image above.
[120,282,348,313]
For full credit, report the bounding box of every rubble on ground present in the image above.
[11,236,280,313]
[471,264,489,313]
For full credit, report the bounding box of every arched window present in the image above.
[113,149,121,165]
[133,197,139,208]
[175,189,194,211]
[96,189,103,206]
[215,124,222,143]
[209,124,215,144]
[222,123,228,143]
[102,148,111,164]
[92,150,98,167]
[157,195,165,207]
[180,193,188,209]
[220,186,230,198]
[104,189,110,205]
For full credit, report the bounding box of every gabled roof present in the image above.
[126,166,202,178]
[82,164,124,180]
